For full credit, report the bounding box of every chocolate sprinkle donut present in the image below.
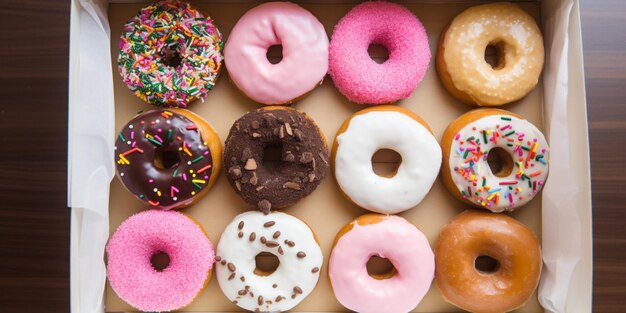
[224,107,329,212]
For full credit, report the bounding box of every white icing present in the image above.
[335,111,442,214]
[448,114,549,212]
[216,211,322,312]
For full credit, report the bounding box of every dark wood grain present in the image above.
[581,0,626,311]
[0,0,70,312]
[0,0,624,312]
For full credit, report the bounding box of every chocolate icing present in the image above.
[115,109,214,209]
[224,108,328,212]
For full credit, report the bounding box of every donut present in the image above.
[441,109,549,212]
[115,109,222,210]
[215,211,323,312]
[118,1,223,107]
[329,214,434,313]
[332,106,441,214]
[224,2,329,105]
[435,210,542,313]
[224,107,329,212]
[106,210,214,312]
[436,2,544,106]
[329,2,430,104]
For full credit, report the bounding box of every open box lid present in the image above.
[67,0,592,312]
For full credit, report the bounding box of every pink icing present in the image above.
[106,210,214,312]
[224,2,329,105]
[329,2,431,104]
[329,215,434,313]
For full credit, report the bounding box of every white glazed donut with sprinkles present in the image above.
[215,211,322,312]
[441,109,549,212]
[118,0,223,107]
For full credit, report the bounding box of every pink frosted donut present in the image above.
[329,214,434,313]
[329,2,431,104]
[106,210,214,312]
[224,2,329,105]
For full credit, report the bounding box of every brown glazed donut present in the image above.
[224,107,329,212]
[435,210,542,313]
[114,109,222,210]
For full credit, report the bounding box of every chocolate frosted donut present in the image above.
[224,107,329,212]
[115,109,222,210]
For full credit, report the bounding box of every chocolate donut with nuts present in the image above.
[224,107,329,212]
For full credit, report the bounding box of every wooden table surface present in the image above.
[0,0,624,312]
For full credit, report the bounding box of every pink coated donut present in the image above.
[224,2,329,105]
[329,2,431,104]
[106,210,214,312]
[329,214,434,313]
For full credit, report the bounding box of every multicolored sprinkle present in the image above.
[449,114,550,212]
[118,0,223,107]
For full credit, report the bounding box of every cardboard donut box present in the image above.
[68,0,592,312]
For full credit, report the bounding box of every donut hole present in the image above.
[366,255,397,280]
[475,255,500,274]
[262,144,283,172]
[153,148,180,170]
[266,44,283,64]
[368,43,390,64]
[487,147,514,177]
[371,149,402,178]
[161,48,183,68]
[254,252,280,276]
[150,251,171,272]
[484,41,506,70]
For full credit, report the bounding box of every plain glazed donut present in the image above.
[118,1,223,107]
[224,2,329,105]
[329,214,434,313]
[436,2,544,106]
[441,109,549,212]
[435,210,542,313]
[332,106,441,214]
[106,210,215,312]
[115,109,222,210]
[329,2,430,104]
[215,211,323,312]
[224,107,329,213]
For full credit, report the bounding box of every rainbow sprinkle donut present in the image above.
[118,0,223,107]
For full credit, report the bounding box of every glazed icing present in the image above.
[224,2,329,105]
[335,111,441,214]
[449,114,549,212]
[215,211,322,312]
[106,210,214,312]
[118,1,223,107]
[442,2,544,105]
[329,215,434,313]
[329,1,431,104]
[115,109,216,210]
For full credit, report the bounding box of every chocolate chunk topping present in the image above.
[238,221,244,230]
[227,263,236,272]
[238,231,243,238]
[215,256,222,262]
[240,276,245,282]
[221,260,226,265]
[260,236,267,244]
[278,246,284,255]
[228,273,235,280]
[249,232,256,241]
[272,284,278,288]
[312,267,320,273]
[285,240,295,247]
[223,108,329,210]
[238,290,247,296]
[264,221,275,227]
[266,241,279,248]
[275,296,282,302]
[294,286,303,294]
[273,231,281,239]
[258,200,272,213]
[297,251,306,258]
[258,296,263,306]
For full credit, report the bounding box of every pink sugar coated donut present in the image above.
[106,210,214,312]
[329,2,431,104]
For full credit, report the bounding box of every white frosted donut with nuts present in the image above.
[332,106,442,214]
[215,211,322,312]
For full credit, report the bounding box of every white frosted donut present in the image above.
[441,109,550,212]
[332,106,442,214]
[215,211,322,312]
